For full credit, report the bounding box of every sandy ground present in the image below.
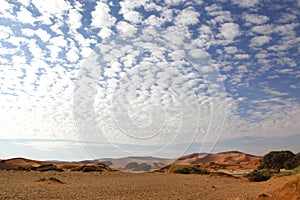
[0,171,270,200]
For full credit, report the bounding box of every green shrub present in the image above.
[70,166,82,171]
[31,164,64,172]
[292,165,300,174]
[275,166,300,177]
[276,171,293,177]
[259,151,295,172]
[245,169,275,182]
[284,154,300,170]
[6,167,30,171]
[82,166,103,172]
[70,165,103,172]
[168,166,209,174]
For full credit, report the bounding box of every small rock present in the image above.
[256,193,271,199]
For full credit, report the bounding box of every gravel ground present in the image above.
[0,171,267,200]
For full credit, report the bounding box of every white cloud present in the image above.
[47,45,62,59]
[278,13,297,23]
[231,0,259,8]
[144,15,164,27]
[165,0,185,5]
[224,46,239,54]
[119,0,147,12]
[243,13,269,25]
[18,0,31,6]
[205,4,233,25]
[169,50,185,61]
[234,54,250,59]
[205,4,222,12]
[255,50,268,59]
[116,21,137,36]
[252,24,274,35]
[188,48,209,59]
[119,0,147,25]
[66,48,79,63]
[219,23,240,42]
[21,28,51,43]
[175,8,200,26]
[27,38,45,59]
[162,26,190,47]
[143,2,162,12]
[0,25,12,40]
[50,22,64,35]
[222,98,300,140]
[16,6,37,24]
[49,36,67,47]
[250,36,272,47]
[123,10,142,24]
[98,27,113,39]
[0,0,12,12]
[91,2,116,28]
[1,0,299,158]
[36,28,51,42]
[13,141,82,151]
[31,0,71,19]
[68,8,82,30]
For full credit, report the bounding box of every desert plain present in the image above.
[0,151,299,200]
[0,169,299,200]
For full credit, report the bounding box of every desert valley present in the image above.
[1,151,299,200]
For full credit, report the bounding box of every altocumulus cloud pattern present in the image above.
[0,0,300,159]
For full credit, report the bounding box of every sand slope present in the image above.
[174,151,261,170]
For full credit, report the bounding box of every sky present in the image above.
[0,0,299,161]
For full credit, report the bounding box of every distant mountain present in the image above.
[0,157,111,171]
[0,151,262,172]
[98,156,171,165]
[93,156,174,171]
[84,151,261,171]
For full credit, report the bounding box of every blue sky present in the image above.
[0,0,299,160]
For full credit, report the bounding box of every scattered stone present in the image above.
[256,193,271,199]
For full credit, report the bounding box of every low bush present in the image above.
[168,166,209,174]
[82,166,103,172]
[293,165,300,174]
[259,151,300,172]
[6,166,30,171]
[276,171,293,177]
[70,165,103,172]
[284,154,300,170]
[276,165,300,177]
[31,164,64,172]
[244,169,276,182]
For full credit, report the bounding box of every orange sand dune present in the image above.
[173,151,261,170]
[0,157,111,171]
